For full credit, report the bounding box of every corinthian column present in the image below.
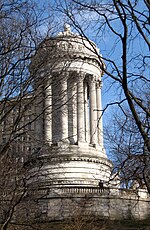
[52,73,68,143]
[77,73,85,143]
[34,73,44,146]
[96,81,103,147]
[84,81,89,143]
[44,76,52,143]
[68,77,77,144]
[60,75,68,142]
[89,76,97,145]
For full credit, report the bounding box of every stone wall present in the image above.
[45,187,150,221]
[1,187,149,230]
[5,187,149,225]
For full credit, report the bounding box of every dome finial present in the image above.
[57,23,75,37]
[64,23,71,33]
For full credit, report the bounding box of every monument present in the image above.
[29,23,113,190]
[27,24,149,222]
[0,25,149,227]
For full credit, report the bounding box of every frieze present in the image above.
[56,41,85,52]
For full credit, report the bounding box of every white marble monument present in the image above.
[30,24,113,189]
[3,24,148,224]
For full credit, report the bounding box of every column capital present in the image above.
[52,71,69,82]
[87,74,97,84]
[60,71,70,81]
[96,80,102,89]
[77,71,86,81]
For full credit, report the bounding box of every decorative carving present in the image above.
[87,74,97,84]
[45,155,112,167]
[56,40,85,52]
[96,80,102,89]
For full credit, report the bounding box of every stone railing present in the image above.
[2,186,149,200]
[60,186,109,194]
[55,186,149,199]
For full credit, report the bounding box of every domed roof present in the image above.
[30,24,104,76]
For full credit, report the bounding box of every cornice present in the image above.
[37,155,113,168]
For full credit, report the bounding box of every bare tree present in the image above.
[0,1,58,228]
[105,104,150,191]
[0,1,85,227]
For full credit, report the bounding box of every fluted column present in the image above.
[68,77,77,144]
[96,81,103,147]
[34,73,44,146]
[60,75,68,141]
[44,76,52,143]
[89,76,97,145]
[77,73,85,143]
[52,73,68,143]
[84,81,89,142]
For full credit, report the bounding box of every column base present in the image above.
[51,140,69,147]
[77,141,89,148]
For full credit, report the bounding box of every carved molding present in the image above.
[40,155,113,168]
